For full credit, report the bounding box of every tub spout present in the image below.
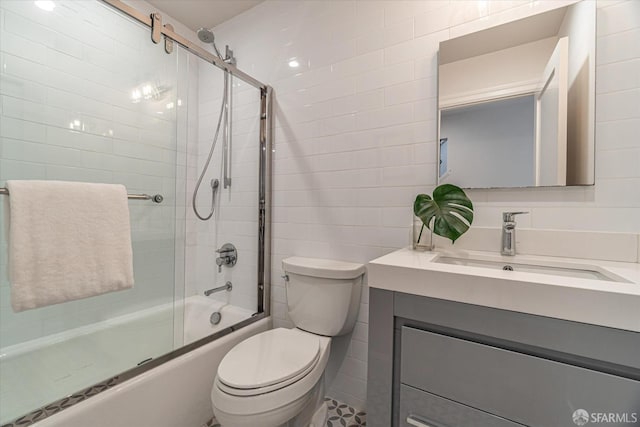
[204,281,232,296]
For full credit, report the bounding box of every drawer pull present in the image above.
[407,415,437,427]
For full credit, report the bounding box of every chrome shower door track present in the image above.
[100,0,267,91]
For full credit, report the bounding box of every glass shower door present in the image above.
[0,0,184,422]
[182,49,264,344]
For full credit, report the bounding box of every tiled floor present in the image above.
[203,397,366,427]
[325,397,366,427]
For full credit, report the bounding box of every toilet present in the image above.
[211,257,365,427]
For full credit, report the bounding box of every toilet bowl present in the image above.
[211,257,365,427]
[211,328,331,427]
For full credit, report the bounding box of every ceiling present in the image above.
[146,0,263,31]
[440,6,567,64]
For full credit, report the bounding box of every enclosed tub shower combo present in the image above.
[0,0,272,425]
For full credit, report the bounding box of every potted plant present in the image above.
[413,184,474,250]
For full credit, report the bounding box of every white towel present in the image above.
[6,180,134,312]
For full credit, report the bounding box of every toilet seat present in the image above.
[211,328,331,418]
[217,328,321,397]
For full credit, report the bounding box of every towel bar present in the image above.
[0,187,164,203]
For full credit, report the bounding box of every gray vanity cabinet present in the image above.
[367,288,640,427]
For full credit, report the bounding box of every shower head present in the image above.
[197,27,224,60]
[197,28,215,44]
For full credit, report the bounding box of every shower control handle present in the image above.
[215,243,237,273]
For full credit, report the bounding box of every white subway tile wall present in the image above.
[0,0,185,348]
[210,0,640,409]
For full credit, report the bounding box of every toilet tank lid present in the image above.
[282,257,365,280]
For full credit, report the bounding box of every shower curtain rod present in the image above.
[100,0,268,92]
[0,187,164,203]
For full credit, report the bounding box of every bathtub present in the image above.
[183,296,255,345]
[0,295,270,427]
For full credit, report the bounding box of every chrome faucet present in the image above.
[204,281,232,296]
[501,212,528,256]
[215,243,237,273]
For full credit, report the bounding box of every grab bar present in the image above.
[0,187,164,203]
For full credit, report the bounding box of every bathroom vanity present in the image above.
[366,248,640,427]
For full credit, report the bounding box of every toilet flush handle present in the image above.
[281,274,289,282]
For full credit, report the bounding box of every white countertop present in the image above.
[368,247,640,332]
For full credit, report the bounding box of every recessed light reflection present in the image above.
[130,82,167,103]
[288,59,300,68]
[69,119,83,131]
[34,1,55,12]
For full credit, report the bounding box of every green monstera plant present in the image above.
[414,184,474,246]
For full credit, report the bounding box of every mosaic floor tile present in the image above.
[325,397,367,427]
[203,397,366,427]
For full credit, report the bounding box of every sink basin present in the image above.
[368,247,640,332]
[434,255,629,282]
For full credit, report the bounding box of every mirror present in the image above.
[437,1,595,189]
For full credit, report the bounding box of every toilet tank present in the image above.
[282,257,365,337]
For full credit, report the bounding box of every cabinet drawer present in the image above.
[401,326,640,427]
[399,384,521,427]
[394,292,640,371]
